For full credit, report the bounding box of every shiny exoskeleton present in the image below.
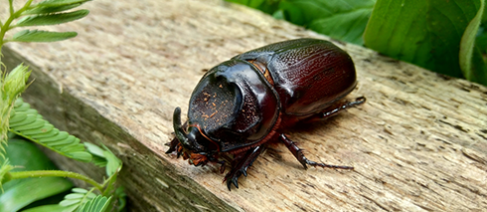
[166,38,365,190]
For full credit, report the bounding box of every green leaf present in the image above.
[364,0,484,80]
[16,10,89,27]
[0,177,72,212]
[225,0,281,14]
[77,196,112,212]
[0,139,73,212]
[36,0,91,7]
[84,143,107,167]
[22,204,66,212]
[59,188,98,212]
[11,30,77,42]
[114,187,126,212]
[278,0,376,45]
[102,147,121,177]
[23,4,82,15]
[477,27,487,53]
[483,1,487,23]
[0,159,14,190]
[309,7,373,45]
[0,64,31,159]
[10,99,92,162]
[459,0,487,84]
[279,0,376,25]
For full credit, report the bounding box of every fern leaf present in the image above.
[59,188,98,212]
[77,195,111,212]
[9,98,92,162]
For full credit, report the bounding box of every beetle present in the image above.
[166,38,365,190]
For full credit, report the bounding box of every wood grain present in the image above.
[2,0,487,211]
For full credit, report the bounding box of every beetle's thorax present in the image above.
[187,60,280,152]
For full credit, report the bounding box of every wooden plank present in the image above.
[2,0,487,211]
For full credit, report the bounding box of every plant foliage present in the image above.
[9,98,92,162]
[0,0,126,211]
[226,0,487,85]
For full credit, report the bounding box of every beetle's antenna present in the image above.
[173,107,190,147]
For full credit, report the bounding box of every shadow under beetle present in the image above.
[166,38,365,190]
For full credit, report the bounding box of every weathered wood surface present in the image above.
[2,0,487,211]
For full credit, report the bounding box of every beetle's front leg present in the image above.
[279,134,353,170]
[224,145,266,190]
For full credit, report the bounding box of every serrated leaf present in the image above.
[12,30,77,42]
[23,3,81,15]
[36,0,91,7]
[364,0,483,80]
[16,10,89,27]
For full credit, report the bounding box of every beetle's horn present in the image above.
[173,107,191,148]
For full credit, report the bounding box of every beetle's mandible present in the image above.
[166,38,366,190]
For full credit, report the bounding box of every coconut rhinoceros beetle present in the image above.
[166,38,365,190]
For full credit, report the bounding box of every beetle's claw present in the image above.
[226,177,239,191]
[224,168,243,190]
[242,170,248,177]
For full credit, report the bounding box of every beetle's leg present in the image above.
[224,145,266,190]
[279,134,353,170]
[310,96,366,121]
[166,120,188,154]
[165,137,180,154]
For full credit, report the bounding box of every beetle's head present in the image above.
[168,107,219,166]
[167,60,280,160]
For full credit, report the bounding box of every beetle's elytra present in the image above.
[166,38,365,190]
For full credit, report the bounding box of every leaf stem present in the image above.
[9,170,104,191]
[0,0,35,51]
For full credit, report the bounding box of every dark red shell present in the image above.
[234,38,356,118]
[184,38,357,152]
